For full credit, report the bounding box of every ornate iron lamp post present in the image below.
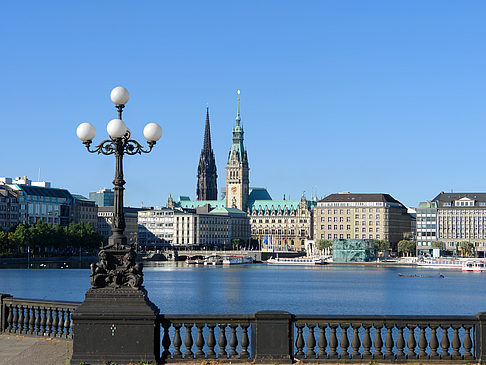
[72,87,162,365]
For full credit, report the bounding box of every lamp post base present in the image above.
[71,287,159,365]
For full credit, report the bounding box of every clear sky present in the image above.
[1,1,485,208]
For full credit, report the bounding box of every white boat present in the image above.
[204,255,223,265]
[417,258,464,269]
[266,256,328,265]
[462,260,486,272]
[222,256,253,265]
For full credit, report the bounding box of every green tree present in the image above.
[398,240,416,257]
[431,241,445,250]
[460,241,474,257]
[374,240,388,253]
[315,239,332,253]
[11,224,32,253]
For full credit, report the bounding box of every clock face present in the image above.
[231,186,237,193]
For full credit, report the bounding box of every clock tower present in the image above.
[226,92,249,211]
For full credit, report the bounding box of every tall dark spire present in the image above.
[197,106,218,201]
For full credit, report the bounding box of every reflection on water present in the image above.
[0,263,485,315]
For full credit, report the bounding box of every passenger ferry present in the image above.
[266,256,327,265]
[222,256,253,265]
[462,260,486,272]
[417,258,464,269]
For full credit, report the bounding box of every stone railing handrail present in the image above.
[0,294,81,339]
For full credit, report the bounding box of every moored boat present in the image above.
[266,256,328,265]
[222,256,253,265]
[462,260,486,272]
[417,258,464,269]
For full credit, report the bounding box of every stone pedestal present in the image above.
[71,287,159,365]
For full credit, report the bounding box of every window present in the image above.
[339,234,343,239]
[369,214,373,219]
[346,217,350,222]
[328,225,332,230]
[339,225,343,230]
[355,228,359,232]
[355,221,359,225]
[333,234,338,239]
[346,234,351,239]
[346,225,351,230]
[328,234,332,239]
[369,221,373,225]
[334,225,338,230]
[339,217,343,222]
[334,217,338,222]
[328,217,332,222]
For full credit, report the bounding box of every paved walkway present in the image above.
[0,334,72,365]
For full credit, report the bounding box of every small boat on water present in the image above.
[185,255,205,264]
[398,273,445,278]
[462,260,486,272]
[204,255,223,266]
[266,256,328,265]
[222,256,253,265]
[417,258,464,269]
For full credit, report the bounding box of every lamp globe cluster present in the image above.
[76,86,162,143]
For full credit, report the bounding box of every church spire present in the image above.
[197,106,218,201]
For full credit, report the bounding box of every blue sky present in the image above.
[1,1,485,208]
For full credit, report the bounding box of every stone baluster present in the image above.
[52,308,59,337]
[40,308,47,335]
[34,307,41,335]
[183,323,194,358]
[18,305,24,334]
[295,324,305,359]
[340,323,350,359]
[328,324,339,359]
[46,307,53,336]
[218,323,228,358]
[463,325,474,360]
[63,309,71,338]
[418,325,428,359]
[229,324,238,358]
[384,323,394,359]
[396,324,406,359]
[23,306,30,334]
[240,324,250,359]
[407,325,417,359]
[172,323,183,359]
[451,325,461,359]
[317,323,327,359]
[12,304,18,333]
[440,324,451,359]
[6,305,13,332]
[429,324,440,359]
[306,324,316,359]
[373,324,384,359]
[362,325,372,359]
[161,322,172,361]
[206,324,217,358]
[195,323,205,359]
[29,306,35,335]
[350,323,361,359]
[58,309,65,337]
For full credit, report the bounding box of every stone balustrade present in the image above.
[1,293,486,363]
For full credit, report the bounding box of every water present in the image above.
[1,263,485,316]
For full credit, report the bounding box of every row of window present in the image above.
[321,233,381,240]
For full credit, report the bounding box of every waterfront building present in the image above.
[171,95,316,250]
[137,207,175,249]
[417,192,486,256]
[314,193,413,250]
[196,107,218,201]
[89,188,114,207]
[0,185,20,231]
[172,205,250,248]
[333,238,374,262]
[72,195,98,229]
[97,206,141,246]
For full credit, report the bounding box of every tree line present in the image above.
[0,220,106,257]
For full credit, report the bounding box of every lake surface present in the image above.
[1,263,485,316]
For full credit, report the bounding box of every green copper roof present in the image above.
[210,206,246,215]
[418,201,438,209]
[248,187,272,201]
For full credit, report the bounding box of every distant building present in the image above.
[72,195,98,229]
[89,188,115,207]
[314,193,413,250]
[0,185,20,230]
[196,107,218,201]
[138,207,175,249]
[97,206,142,246]
[417,192,486,256]
[172,205,250,248]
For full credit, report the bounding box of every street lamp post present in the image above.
[71,87,162,365]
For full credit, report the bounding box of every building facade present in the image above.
[172,205,250,248]
[72,195,98,229]
[196,107,218,201]
[97,206,141,246]
[417,193,486,256]
[138,207,175,248]
[89,188,115,207]
[314,193,413,249]
[0,185,20,231]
